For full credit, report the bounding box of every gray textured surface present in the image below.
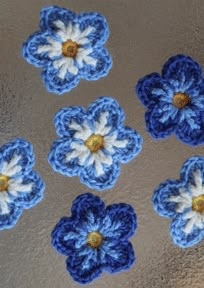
[0,0,204,287]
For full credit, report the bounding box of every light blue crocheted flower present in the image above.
[51,193,136,284]
[0,138,44,230]
[48,97,142,190]
[22,6,112,94]
[136,54,204,146]
[153,156,204,248]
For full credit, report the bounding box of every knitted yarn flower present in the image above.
[48,97,142,190]
[136,54,204,146]
[0,138,44,230]
[153,156,204,248]
[51,193,136,284]
[22,6,112,94]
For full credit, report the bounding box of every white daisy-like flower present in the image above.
[169,170,204,234]
[37,20,97,79]
[65,111,128,177]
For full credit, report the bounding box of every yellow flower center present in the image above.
[87,231,103,248]
[192,194,204,213]
[85,134,104,153]
[62,39,79,57]
[173,92,190,108]
[0,175,9,192]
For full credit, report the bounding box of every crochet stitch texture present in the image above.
[51,193,137,284]
[153,156,204,248]
[136,54,204,146]
[48,96,142,190]
[22,6,112,94]
[0,138,44,230]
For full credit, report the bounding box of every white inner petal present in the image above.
[66,143,90,165]
[1,154,22,177]
[8,178,33,196]
[189,170,204,196]
[0,191,12,214]
[70,120,93,141]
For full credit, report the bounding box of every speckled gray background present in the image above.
[1,0,204,287]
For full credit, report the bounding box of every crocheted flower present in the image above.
[48,97,142,190]
[0,138,44,230]
[22,6,112,94]
[136,54,204,146]
[153,156,204,248]
[51,193,136,284]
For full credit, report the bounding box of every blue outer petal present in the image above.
[54,106,87,137]
[80,159,120,190]
[22,31,53,67]
[78,12,109,47]
[170,214,204,248]
[162,54,203,92]
[13,170,44,209]
[48,138,83,177]
[0,138,35,176]
[0,204,23,230]
[113,126,143,163]
[179,155,204,184]
[152,179,184,218]
[41,62,80,94]
[136,72,174,108]
[87,96,125,131]
[101,203,137,240]
[79,47,112,80]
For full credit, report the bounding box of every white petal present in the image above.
[82,55,97,67]
[38,37,62,58]
[8,178,33,196]
[94,112,110,135]
[96,150,113,165]
[75,26,95,41]
[0,192,11,214]
[76,48,97,67]
[183,210,196,220]
[53,57,67,69]
[189,170,204,196]
[66,58,78,75]
[69,24,81,41]
[66,145,90,165]
[183,214,197,234]
[104,133,128,151]
[94,158,104,176]
[71,121,92,141]
[1,154,22,177]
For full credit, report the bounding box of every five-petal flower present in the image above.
[51,193,137,284]
[136,54,204,145]
[22,6,112,94]
[153,156,204,248]
[0,138,44,230]
[48,97,142,190]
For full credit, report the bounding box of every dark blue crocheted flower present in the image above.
[0,138,44,230]
[48,97,142,190]
[51,193,136,284]
[22,6,112,94]
[136,54,204,146]
[153,156,204,248]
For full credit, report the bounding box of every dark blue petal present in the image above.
[0,204,23,230]
[162,54,203,92]
[77,12,109,47]
[101,203,137,240]
[136,72,173,108]
[170,214,204,248]
[113,126,142,163]
[0,138,35,176]
[41,62,80,94]
[54,106,87,137]
[152,179,184,218]
[80,160,120,190]
[79,47,112,80]
[179,156,204,184]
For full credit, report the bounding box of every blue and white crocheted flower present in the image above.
[51,193,136,284]
[48,97,142,190]
[22,6,112,94]
[0,138,44,230]
[153,156,204,248]
[136,54,204,146]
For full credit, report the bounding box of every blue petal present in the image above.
[54,106,87,137]
[189,81,204,109]
[87,96,125,131]
[79,47,112,80]
[113,126,142,163]
[48,138,84,177]
[0,138,35,176]
[162,54,203,92]
[40,6,76,33]
[13,170,44,209]
[136,72,174,108]
[22,31,53,67]
[80,160,120,190]
[179,156,204,184]
[41,62,80,94]
[152,179,184,218]
[0,204,23,230]
[170,214,204,248]
[100,203,137,240]
[77,12,109,47]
